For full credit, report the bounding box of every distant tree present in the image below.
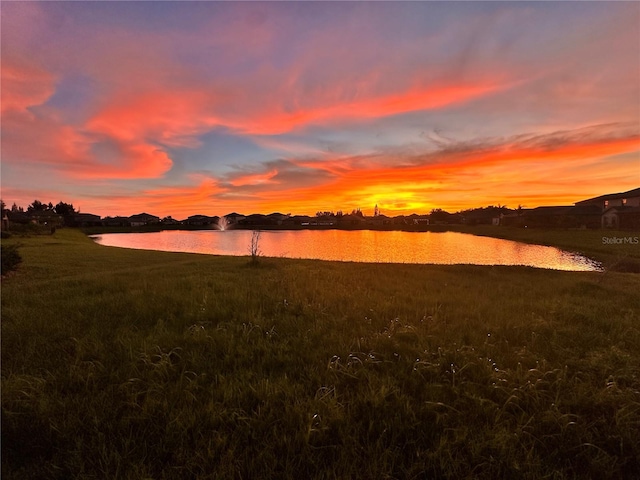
[336,210,343,217]
[0,199,5,213]
[11,203,23,213]
[430,208,452,222]
[316,211,334,217]
[351,208,363,217]
[27,200,46,212]
[54,201,76,216]
[47,202,54,211]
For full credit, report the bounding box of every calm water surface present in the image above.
[91,230,601,271]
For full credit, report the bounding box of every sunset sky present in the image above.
[2,1,639,218]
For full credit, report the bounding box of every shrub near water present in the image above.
[1,229,640,479]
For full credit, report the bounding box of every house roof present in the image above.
[129,212,160,221]
[575,187,640,205]
[73,213,101,220]
[524,205,601,216]
[524,206,573,216]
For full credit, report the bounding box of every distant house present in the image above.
[267,213,289,225]
[29,211,63,226]
[283,215,312,227]
[223,213,245,226]
[570,205,603,229]
[516,205,601,229]
[103,216,131,227]
[129,213,160,226]
[367,214,392,227]
[575,187,640,211]
[520,206,571,227]
[575,187,640,229]
[240,214,270,226]
[499,212,522,227]
[406,214,429,225]
[462,210,497,226]
[68,213,102,227]
[602,206,640,230]
[186,215,217,226]
[338,213,367,228]
[312,216,336,227]
[161,216,181,225]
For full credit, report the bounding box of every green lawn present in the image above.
[2,229,639,479]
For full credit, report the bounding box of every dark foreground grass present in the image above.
[2,230,639,479]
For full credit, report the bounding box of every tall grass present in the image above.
[2,229,639,479]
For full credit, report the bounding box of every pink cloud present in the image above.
[1,59,56,114]
[1,57,173,180]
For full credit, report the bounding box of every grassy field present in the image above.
[2,229,640,479]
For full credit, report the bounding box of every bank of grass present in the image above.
[2,229,639,479]
[449,225,640,271]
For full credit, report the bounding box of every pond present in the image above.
[91,229,601,271]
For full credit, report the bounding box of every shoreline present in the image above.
[82,224,639,272]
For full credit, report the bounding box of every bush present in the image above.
[1,243,22,275]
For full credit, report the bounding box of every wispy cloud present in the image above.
[1,1,638,217]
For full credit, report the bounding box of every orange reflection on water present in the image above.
[92,230,601,271]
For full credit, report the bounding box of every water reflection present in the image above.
[91,230,601,271]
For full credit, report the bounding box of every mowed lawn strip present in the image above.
[2,229,639,479]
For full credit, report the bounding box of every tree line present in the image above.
[1,199,78,216]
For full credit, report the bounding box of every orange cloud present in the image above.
[85,90,222,147]
[0,59,56,114]
[3,2,637,219]
[140,177,226,214]
[229,169,279,187]
[77,141,173,180]
[232,80,509,135]
[273,124,640,215]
